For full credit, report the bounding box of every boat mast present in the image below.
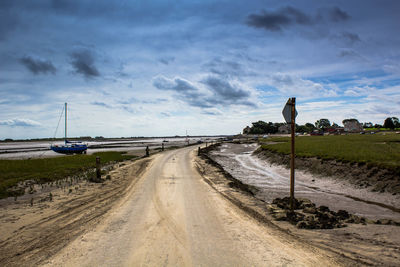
[65,102,67,143]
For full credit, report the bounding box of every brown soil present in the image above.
[0,157,152,266]
[255,148,400,196]
[196,144,400,266]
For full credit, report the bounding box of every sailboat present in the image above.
[50,103,88,154]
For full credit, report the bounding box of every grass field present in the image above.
[261,133,400,172]
[0,152,137,199]
[364,128,400,131]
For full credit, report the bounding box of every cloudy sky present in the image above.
[1,0,399,139]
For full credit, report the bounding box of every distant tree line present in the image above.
[361,117,400,129]
[247,121,284,134]
[245,116,399,134]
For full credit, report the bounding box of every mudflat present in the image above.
[205,142,400,265]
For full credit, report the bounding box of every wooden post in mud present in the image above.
[198,147,201,156]
[146,146,150,157]
[96,156,101,179]
[290,97,296,211]
[162,143,164,151]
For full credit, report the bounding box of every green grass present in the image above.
[364,128,400,131]
[261,133,400,172]
[0,152,137,199]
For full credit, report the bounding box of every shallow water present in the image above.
[0,137,218,159]
[210,143,400,220]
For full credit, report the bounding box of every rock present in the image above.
[273,197,301,210]
[376,219,395,225]
[297,198,315,209]
[345,215,365,224]
[286,211,304,224]
[304,214,315,222]
[364,218,375,224]
[336,223,347,228]
[336,210,350,220]
[296,221,308,229]
[318,206,330,212]
[316,212,332,222]
[269,197,383,230]
[303,207,317,214]
[266,204,279,212]
[273,212,287,221]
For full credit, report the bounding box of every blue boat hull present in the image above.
[51,144,88,154]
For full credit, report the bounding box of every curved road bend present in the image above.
[44,146,342,266]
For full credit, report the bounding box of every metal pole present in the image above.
[96,156,101,179]
[290,97,296,211]
[65,102,67,142]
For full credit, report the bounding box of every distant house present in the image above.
[310,130,323,136]
[242,126,251,134]
[278,124,290,134]
[326,127,344,135]
[326,127,336,134]
[335,127,345,134]
[344,121,363,132]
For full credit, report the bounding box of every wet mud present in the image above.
[207,142,400,221]
[197,142,400,265]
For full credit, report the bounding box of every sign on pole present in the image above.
[282,97,297,211]
[282,99,298,123]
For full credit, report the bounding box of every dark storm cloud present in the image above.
[19,56,56,75]
[246,6,351,32]
[246,6,313,31]
[328,7,350,22]
[153,76,211,108]
[341,32,361,44]
[70,49,100,78]
[202,76,250,100]
[153,76,256,108]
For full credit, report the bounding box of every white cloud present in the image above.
[0,118,41,127]
[343,85,375,96]
[265,73,339,98]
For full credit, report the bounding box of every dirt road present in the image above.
[44,146,343,266]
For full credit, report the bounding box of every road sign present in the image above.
[282,97,297,211]
[282,99,298,123]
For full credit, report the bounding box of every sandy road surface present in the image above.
[45,146,342,266]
